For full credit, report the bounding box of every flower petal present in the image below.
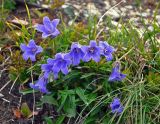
[51,29,60,37]
[28,39,36,48]
[22,53,29,61]
[106,54,113,61]
[42,33,51,38]
[43,16,51,30]
[83,53,91,62]
[52,19,60,27]
[92,54,101,62]
[61,66,69,75]
[35,24,46,32]
[29,54,36,61]
[20,44,29,52]
[36,46,43,53]
[90,40,97,47]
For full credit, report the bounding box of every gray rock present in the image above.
[86,3,101,16]
[107,9,120,20]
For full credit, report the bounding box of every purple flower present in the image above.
[110,98,124,114]
[109,64,126,82]
[52,53,72,78]
[99,41,115,61]
[20,39,43,61]
[30,76,49,93]
[41,58,55,79]
[69,42,85,66]
[35,16,60,38]
[82,40,101,62]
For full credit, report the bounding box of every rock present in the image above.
[141,12,149,17]
[107,9,120,20]
[86,3,101,16]
[125,5,133,9]
[111,21,122,28]
[148,26,154,31]
[104,1,111,9]
[156,15,160,23]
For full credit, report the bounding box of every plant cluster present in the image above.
[20,16,126,116]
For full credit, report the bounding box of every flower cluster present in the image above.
[20,16,126,115]
[41,40,115,80]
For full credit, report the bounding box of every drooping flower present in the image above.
[110,98,124,114]
[30,76,49,93]
[82,40,101,62]
[20,39,43,61]
[99,41,115,61]
[35,16,60,38]
[52,53,72,77]
[68,42,85,66]
[108,63,126,82]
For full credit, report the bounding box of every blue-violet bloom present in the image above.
[82,40,101,62]
[52,53,72,78]
[20,39,43,61]
[99,41,115,61]
[36,16,60,38]
[69,42,85,66]
[110,98,124,114]
[30,76,49,93]
[109,64,126,82]
[41,58,55,79]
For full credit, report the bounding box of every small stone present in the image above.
[125,5,133,9]
[111,21,122,28]
[86,3,101,16]
[148,26,154,31]
[141,12,149,17]
[0,93,4,97]
[104,1,111,9]
[107,9,120,20]
[156,15,160,23]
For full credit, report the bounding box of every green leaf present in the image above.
[44,117,54,124]
[57,93,68,112]
[20,88,37,95]
[80,73,95,79]
[41,95,58,106]
[55,115,65,124]
[20,103,32,118]
[76,88,88,105]
[63,95,76,117]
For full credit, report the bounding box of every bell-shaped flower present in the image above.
[99,41,115,61]
[35,16,60,38]
[20,39,43,61]
[109,64,126,82]
[41,58,55,79]
[52,53,72,78]
[82,40,101,62]
[110,98,124,114]
[30,76,49,93]
[68,42,85,66]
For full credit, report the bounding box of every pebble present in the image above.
[156,15,160,23]
[148,26,154,31]
[125,5,133,9]
[111,21,122,28]
[87,3,101,16]
[107,9,120,20]
[141,12,149,17]
[104,1,111,9]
